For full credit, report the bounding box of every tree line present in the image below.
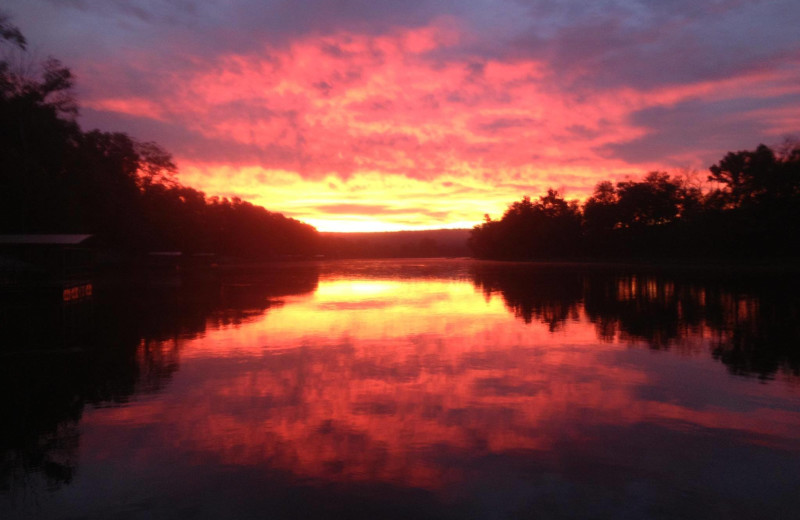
[470,144,800,260]
[0,15,317,260]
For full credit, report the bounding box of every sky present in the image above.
[5,0,800,231]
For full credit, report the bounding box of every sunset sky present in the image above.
[6,1,800,231]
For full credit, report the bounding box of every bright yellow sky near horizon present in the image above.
[177,163,642,232]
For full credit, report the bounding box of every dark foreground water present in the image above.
[2,259,799,519]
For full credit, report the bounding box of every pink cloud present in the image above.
[86,22,632,185]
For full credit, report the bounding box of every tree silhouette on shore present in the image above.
[1,14,317,259]
[470,144,800,260]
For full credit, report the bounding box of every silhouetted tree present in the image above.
[469,190,581,259]
[705,142,800,256]
[0,62,79,227]
[472,145,798,260]
[1,17,319,259]
[615,172,683,227]
[583,181,618,232]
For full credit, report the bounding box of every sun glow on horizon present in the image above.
[177,161,565,232]
[177,159,640,232]
[306,219,475,233]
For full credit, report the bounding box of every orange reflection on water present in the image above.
[82,272,800,492]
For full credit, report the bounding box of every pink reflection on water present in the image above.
[81,271,800,491]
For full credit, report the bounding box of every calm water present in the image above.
[2,259,799,519]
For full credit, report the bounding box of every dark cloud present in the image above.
[80,107,317,172]
[475,116,536,132]
[10,0,800,94]
[19,0,456,58]
[507,0,800,91]
[598,93,800,165]
[564,124,603,139]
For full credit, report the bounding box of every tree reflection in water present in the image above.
[471,263,584,330]
[0,264,320,494]
[470,262,800,380]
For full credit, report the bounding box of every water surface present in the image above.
[2,259,799,519]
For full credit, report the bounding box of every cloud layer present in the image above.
[7,0,800,230]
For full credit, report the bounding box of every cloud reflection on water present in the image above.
[3,260,799,519]
[81,262,800,495]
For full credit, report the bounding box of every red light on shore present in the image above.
[63,283,93,302]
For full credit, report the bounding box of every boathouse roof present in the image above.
[0,234,94,245]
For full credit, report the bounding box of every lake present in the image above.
[2,259,799,519]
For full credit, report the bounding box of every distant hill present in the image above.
[319,229,471,258]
